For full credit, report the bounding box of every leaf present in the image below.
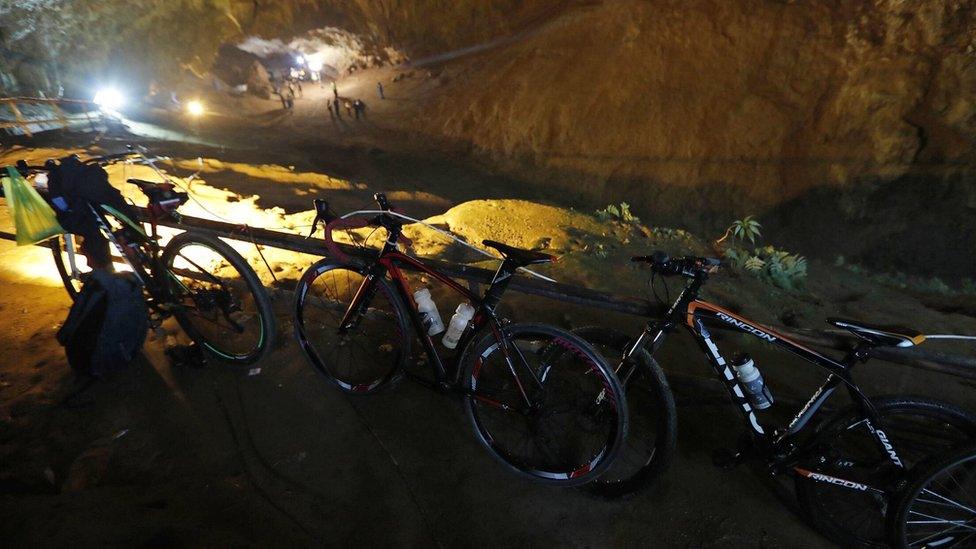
[744,256,766,272]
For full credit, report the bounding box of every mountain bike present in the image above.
[293,193,628,485]
[889,441,976,547]
[576,251,976,547]
[9,150,275,364]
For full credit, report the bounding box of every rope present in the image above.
[340,209,558,283]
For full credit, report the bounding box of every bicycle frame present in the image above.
[623,274,904,495]
[338,234,532,401]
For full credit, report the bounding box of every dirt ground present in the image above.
[1,76,974,547]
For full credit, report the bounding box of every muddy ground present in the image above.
[1,76,974,547]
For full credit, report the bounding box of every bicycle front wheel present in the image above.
[293,259,410,394]
[890,442,976,548]
[460,323,628,486]
[796,396,976,548]
[162,232,275,364]
[573,326,677,498]
[50,233,93,299]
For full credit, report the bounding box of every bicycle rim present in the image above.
[295,262,407,393]
[164,239,268,362]
[899,452,976,547]
[464,325,626,485]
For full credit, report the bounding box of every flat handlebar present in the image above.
[632,251,721,278]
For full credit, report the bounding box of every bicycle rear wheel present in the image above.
[461,323,627,486]
[890,442,976,548]
[573,326,677,498]
[796,396,976,547]
[162,232,275,365]
[293,259,410,394]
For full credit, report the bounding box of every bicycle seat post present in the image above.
[481,258,519,313]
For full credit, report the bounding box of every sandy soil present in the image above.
[1,80,974,547]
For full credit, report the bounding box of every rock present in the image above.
[245,61,273,100]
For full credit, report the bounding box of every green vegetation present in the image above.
[719,216,807,291]
[596,202,640,224]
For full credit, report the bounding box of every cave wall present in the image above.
[414,1,975,210]
[2,0,974,274]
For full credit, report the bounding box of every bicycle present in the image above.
[292,193,628,485]
[8,149,276,365]
[889,441,976,548]
[576,251,976,547]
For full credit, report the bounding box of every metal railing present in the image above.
[0,97,106,137]
[1,200,973,379]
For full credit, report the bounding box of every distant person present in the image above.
[343,98,353,117]
[277,91,288,110]
[377,82,384,99]
[333,98,342,119]
[353,99,366,120]
[332,80,338,101]
[283,87,295,110]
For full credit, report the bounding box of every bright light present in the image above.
[295,55,305,65]
[93,87,124,111]
[306,53,324,71]
[186,100,205,116]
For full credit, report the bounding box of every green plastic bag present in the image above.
[2,166,63,246]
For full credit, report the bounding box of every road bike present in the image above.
[8,150,275,364]
[292,193,628,485]
[576,251,976,547]
[888,440,976,547]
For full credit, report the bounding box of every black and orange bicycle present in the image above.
[577,251,976,547]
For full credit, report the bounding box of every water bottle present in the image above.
[413,288,445,335]
[442,302,476,349]
[731,353,773,410]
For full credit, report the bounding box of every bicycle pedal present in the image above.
[712,448,742,469]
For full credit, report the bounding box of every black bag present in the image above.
[56,270,148,377]
[47,155,137,268]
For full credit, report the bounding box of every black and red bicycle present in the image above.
[292,193,628,486]
[577,251,976,547]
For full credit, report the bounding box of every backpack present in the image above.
[56,270,148,377]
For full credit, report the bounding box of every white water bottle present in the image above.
[442,302,476,349]
[731,353,773,410]
[413,288,445,335]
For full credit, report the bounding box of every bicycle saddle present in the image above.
[482,239,555,266]
[827,318,926,348]
[127,178,188,210]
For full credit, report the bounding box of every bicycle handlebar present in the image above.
[309,193,412,262]
[632,251,721,278]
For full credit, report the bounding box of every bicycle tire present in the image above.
[161,232,275,365]
[573,326,677,498]
[460,323,628,486]
[795,396,976,548]
[889,441,976,548]
[50,234,85,299]
[293,259,410,394]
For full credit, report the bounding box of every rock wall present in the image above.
[3,0,974,275]
[415,1,975,208]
